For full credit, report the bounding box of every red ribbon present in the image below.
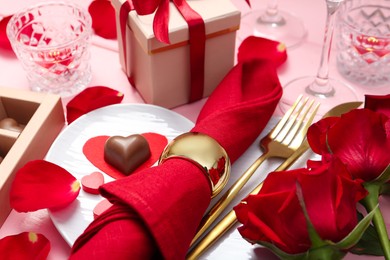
[120,0,206,102]
[119,1,133,86]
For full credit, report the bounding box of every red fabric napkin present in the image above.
[70,42,283,260]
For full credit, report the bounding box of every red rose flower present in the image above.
[308,109,390,182]
[306,95,390,258]
[234,157,366,255]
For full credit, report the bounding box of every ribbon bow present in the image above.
[132,0,204,45]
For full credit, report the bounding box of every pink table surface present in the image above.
[0,0,389,259]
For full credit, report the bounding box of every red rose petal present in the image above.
[66,86,124,124]
[365,94,390,118]
[93,199,113,219]
[0,15,14,52]
[81,171,105,195]
[83,133,168,179]
[327,109,390,182]
[88,0,117,39]
[10,160,81,212]
[306,116,340,155]
[237,36,288,67]
[0,232,50,260]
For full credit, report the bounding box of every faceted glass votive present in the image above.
[6,1,92,97]
[336,0,390,87]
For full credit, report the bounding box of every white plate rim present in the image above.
[45,103,194,246]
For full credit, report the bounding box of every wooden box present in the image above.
[0,87,65,227]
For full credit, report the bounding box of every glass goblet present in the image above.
[279,0,358,116]
[238,0,307,48]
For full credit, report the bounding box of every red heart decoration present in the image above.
[93,199,113,219]
[81,171,105,195]
[83,133,168,179]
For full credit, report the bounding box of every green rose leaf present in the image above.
[350,212,385,256]
[256,241,347,260]
[254,241,307,260]
[361,183,390,259]
[372,164,390,186]
[334,206,377,250]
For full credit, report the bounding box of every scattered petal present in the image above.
[88,0,117,39]
[0,232,50,260]
[0,15,14,52]
[10,160,81,212]
[66,86,124,124]
[237,36,288,67]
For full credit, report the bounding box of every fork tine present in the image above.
[282,98,316,145]
[275,97,310,142]
[270,95,303,139]
[289,101,320,148]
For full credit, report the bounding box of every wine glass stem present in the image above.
[266,0,279,17]
[306,0,343,98]
[258,0,286,26]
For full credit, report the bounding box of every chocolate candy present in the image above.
[0,117,24,132]
[104,134,151,175]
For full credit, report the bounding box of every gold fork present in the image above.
[190,95,320,246]
[187,101,363,260]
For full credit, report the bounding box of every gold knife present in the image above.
[186,101,363,260]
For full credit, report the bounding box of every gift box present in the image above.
[0,87,65,227]
[112,0,241,108]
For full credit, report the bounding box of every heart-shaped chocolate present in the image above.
[0,117,24,132]
[104,134,151,175]
[83,133,168,179]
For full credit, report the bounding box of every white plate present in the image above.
[45,104,194,246]
[46,108,318,259]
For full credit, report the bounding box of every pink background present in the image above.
[0,0,389,259]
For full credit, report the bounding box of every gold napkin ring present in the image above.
[159,132,230,198]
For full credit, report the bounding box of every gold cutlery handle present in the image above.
[187,102,362,259]
[190,153,269,246]
[187,210,237,260]
[186,142,309,260]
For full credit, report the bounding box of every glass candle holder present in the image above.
[6,1,92,97]
[336,0,390,87]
